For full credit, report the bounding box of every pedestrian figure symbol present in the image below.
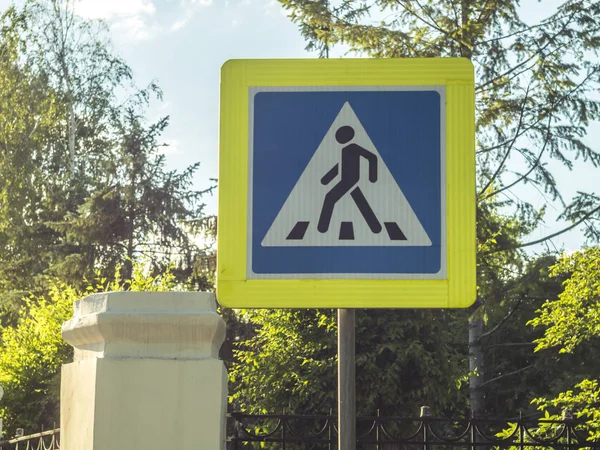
[261,102,432,248]
[318,125,382,235]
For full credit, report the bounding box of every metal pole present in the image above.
[338,308,356,450]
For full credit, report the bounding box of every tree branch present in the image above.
[486,204,600,254]
[477,111,545,155]
[477,11,571,46]
[478,84,531,198]
[484,115,552,200]
[485,342,536,350]
[480,365,534,388]
[476,10,578,93]
[395,0,469,50]
[478,298,524,342]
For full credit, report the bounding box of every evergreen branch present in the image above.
[477,10,574,46]
[484,116,552,201]
[395,0,445,34]
[479,64,596,162]
[474,0,494,26]
[476,59,540,96]
[478,84,531,198]
[413,0,452,36]
[479,364,534,388]
[449,0,461,29]
[476,9,579,93]
[487,204,600,254]
[395,0,470,51]
[482,65,599,198]
[476,54,539,93]
[477,105,547,155]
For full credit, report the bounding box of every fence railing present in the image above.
[0,429,60,450]
[227,412,600,450]
[3,413,599,450]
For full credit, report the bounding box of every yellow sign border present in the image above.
[217,58,475,309]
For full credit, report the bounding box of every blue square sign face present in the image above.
[248,87,445,279]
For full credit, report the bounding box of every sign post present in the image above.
[217,58,476,450]
[338,308,356,449]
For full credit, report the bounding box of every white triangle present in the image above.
[261,102,432,247]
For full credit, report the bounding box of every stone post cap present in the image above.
[61,292,225,361]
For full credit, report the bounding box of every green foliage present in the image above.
[0,281,74,435]
[527,248,600,439]
[230,308,468,416]
[494,410,578,449]
[230,309,336,414]
[51,107,214,289]
[530,247,600,354]
[477,254,570,416]
[0,6,67,319]
[0,0,214,324]
[534,379,600,440]
[0,0,216,435]
[274,0,600,419]
[0,261,178,436]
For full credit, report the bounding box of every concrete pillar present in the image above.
[60,292,227,450]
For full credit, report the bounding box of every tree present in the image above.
[25,0,137,180]
[0,2,218,430]
[0,0,214,323]
[0,6,66,322]
[231,308,468,416]
[529,247,600,438]
[277,0,600,417]
[0,262,179,436]
[51,107,215,289]
[469,196,537,415]
[473,253,570,417]
[530,247,600,354]
[0,0,133,317]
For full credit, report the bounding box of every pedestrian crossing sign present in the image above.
[218,58,475,309]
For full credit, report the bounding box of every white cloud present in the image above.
[112,15,153,40]
[170,16,190,31]
[181,0,212,7]
[264,0,287,17]
[74,0,156,20]
[169,0,212,32]
[74,0,158,41]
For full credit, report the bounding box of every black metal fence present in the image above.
[0,429,60,450]
[227,412,600,450]
[2,413,599,450]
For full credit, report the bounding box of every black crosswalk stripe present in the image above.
[285,220,407,241]
[286,221,310,240]
[384,222,407,240]
[339,222,354,240]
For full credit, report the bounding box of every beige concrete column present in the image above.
[60,292,227,450]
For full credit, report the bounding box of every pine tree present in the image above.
[52,107,214,288]
[271,0,600,417]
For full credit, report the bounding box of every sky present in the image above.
[2,0,599,254]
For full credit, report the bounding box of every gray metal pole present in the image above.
[338,308,356,450]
